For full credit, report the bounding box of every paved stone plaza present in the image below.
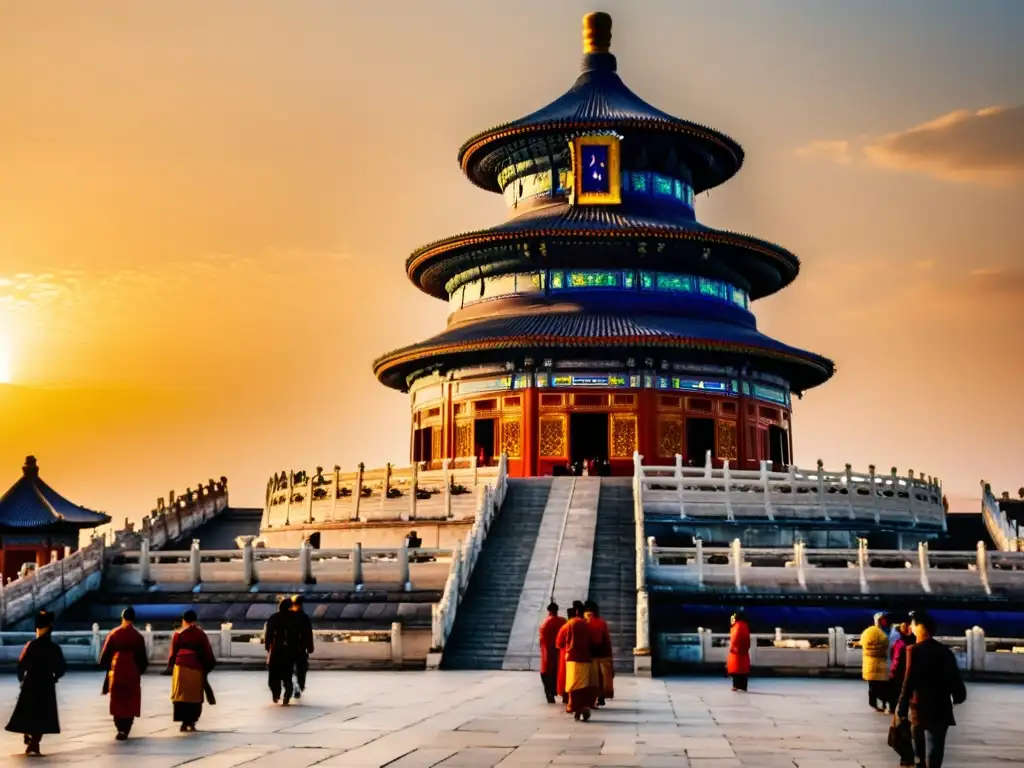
[1,671,1021,766]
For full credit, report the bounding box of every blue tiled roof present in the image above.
[374,312,835,391]
[0,458,110,530]
[458,52,744,194]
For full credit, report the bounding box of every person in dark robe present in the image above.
[538,602,566,704]
[555,606,575,705]
[165,609,215,732]
[727,611,751,692]
[264,597,299,704]
[562,600,597,721]
[584,600,614,706]
[896,610,967,768]
[290,595,315,698]
[100,606,149,740]
[6,610,66,757]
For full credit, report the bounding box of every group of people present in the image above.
[4,596,315,757]
[861,610,967,768]
[538,599,615,721]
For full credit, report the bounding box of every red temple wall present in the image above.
[410,387,792,478]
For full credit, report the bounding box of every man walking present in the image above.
[538,602,566,704]
[264,598,299,705]
[99,606,149,740]
[861,612,890,712]
[896,610,967,768]
[290,595,314,699]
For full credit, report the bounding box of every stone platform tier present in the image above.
[259,458,500,550]
[647,541,1024,599]
[639,452,946,547]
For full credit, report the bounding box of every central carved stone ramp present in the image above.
[502,477,602,671]
[439,478,552,670]
[586,477,637,673]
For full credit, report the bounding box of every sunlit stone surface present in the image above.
[1,671,1020,766]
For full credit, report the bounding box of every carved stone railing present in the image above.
[262,459,497,530]
[637,451,944,530]
[427,454,508,666]
[0,539,105,628]
[113,478,229,551]
[646,541,1024,597]
[658,627,1024,677]
[0,625,408,668]
[980,481,1023,552]
[108,541,451,593]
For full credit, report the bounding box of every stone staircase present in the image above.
[440,478,552,670]
[587,478,637,673]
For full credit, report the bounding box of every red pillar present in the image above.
[522,385,538,477]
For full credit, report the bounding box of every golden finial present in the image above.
[582,12,612,54]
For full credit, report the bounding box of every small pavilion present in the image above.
[0,456,110,581]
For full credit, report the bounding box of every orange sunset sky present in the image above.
[1,1,1022,528]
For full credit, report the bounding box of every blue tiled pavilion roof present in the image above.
[457,49,744,194]
[0,457,110,530]
[407,204,800,301]
[374,312,835,392]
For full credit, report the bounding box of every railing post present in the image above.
[243,538,256,589]
[391,621,404,666]
[704,449,712,479]
[300,540,313,585]
[190,539,201,590]
[305,470,315,524]
[694,538,704,587]
[284,472,293,526]
[759,461,774,522]
[698,627,712,663]
[634,587,651,676]
[398,541,411,592]
[143,623,154,659]
[795,540,807,589]
[977,541,991,595]
[816,459,829,521]
[857,537,869,594]
[827,627,836,668]
[354,462,364,522]
[443,458,453,518]
[380,463,392,512]
[352,543,363,591]
[834,626,847,667]
[907,470,918,525]
[220,622,233,658]
[139,538,151,585]
[407,462,418,522]
[869,464,879,524]
[722,460,734,522]
[730,538,743,589]
[91,623,101,663]
[845,464,856,520]
[918,541,932,593]
[471,455,479,487]
[330,466,340,522]
[972,626,986,672]
[674,453,685,518]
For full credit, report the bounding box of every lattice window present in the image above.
[610,414,638,459]
[455,422,473,458]
[432,429,443,463]
[658,419,683,458]
[539,416,567,457]
[718,420,738,461]
[501,419,522,459]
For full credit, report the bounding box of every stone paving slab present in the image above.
[1,670,1022,766]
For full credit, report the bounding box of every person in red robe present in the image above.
[164,610,216,732]
[727,611,751,692]
[584,600,614,706]
[100,606,149,740]
[538,602,566,704]
[555,606,576,705]
[563,600,597,721]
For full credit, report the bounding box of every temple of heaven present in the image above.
[374,12,834,478]
[0,456,110,581]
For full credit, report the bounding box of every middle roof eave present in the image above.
[406,205,800,300]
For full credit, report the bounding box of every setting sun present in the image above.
[0,332,12,384]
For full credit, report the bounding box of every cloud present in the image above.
[796,105,1024,185]
[794,139,852,165]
